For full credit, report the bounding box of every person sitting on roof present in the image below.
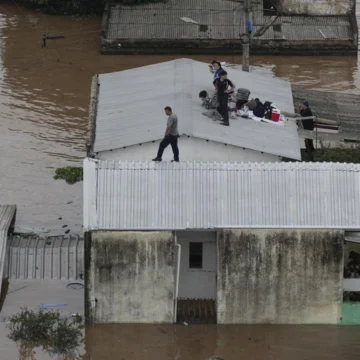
[199,90,218,110]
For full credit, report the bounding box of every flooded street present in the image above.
[0,2,360,234]
[1,2,360,358]
[84,324,360,360]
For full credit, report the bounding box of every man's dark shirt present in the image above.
[300,107,314,130]
[215,78,234,98]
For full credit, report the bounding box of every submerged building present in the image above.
[87,58,301,162]
[83,159,360,325]
[100,0,357,55]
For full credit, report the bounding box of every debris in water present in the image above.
[183,321,188,326]
[41,303,68,310]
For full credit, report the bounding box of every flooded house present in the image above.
[87,58,301,162]
[83,159,360,325]
[100,0,357,55]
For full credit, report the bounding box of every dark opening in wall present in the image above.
[189,242,203,269]
[344,238,360,302]
[263,0,277,15]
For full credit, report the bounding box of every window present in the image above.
[263,0,277,15]
[189,242,203,269]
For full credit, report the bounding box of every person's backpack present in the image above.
[253,101,265,118]
[263,101,275,119]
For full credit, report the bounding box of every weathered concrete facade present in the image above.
[85,231,175,324]
[217,229,344,324]
[280,0,353,15]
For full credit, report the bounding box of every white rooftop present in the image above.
[84,159,360,231]
[94,58,300,160]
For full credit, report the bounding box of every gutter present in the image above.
[173,232,181,324]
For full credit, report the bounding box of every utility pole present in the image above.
[242,0,251,72]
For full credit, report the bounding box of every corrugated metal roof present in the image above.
[0,205,15,233]
[257,16,352,41]
[94,58,299,160]
[4,235,84,281]
[106,0,264,40]
[83,159,360,231]
[105,1,351,41]
[0,205,16,298]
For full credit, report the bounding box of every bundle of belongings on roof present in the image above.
[199,88,286,126]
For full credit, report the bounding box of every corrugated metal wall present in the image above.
[4,235,84,281]
[84,159,360,231]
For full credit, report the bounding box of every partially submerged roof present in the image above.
[104,0,257,40]
[103,1,352,42]
[93,58,300,160]
[0,205,16,298]
[4,234,84,281]
[259,16,352,41]
[84,159,360,231]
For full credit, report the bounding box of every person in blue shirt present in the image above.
[209,60,225,82]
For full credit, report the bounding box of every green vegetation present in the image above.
[17,0,106,15]
[283,143,360,163]
[7,308,83,358]
[315,143,360,163]
[54,167,83,185]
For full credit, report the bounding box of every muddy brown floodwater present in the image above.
[83,324,360,360]
[1,2,360,359]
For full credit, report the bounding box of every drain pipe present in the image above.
[174,232,181,323]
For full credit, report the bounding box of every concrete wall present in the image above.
[217,229,344,324]
[85,231,175,324]
[280,0,353,15]
[98,137,280,163]
[176,231,217,299]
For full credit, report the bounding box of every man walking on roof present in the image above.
[152,106,179,162]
